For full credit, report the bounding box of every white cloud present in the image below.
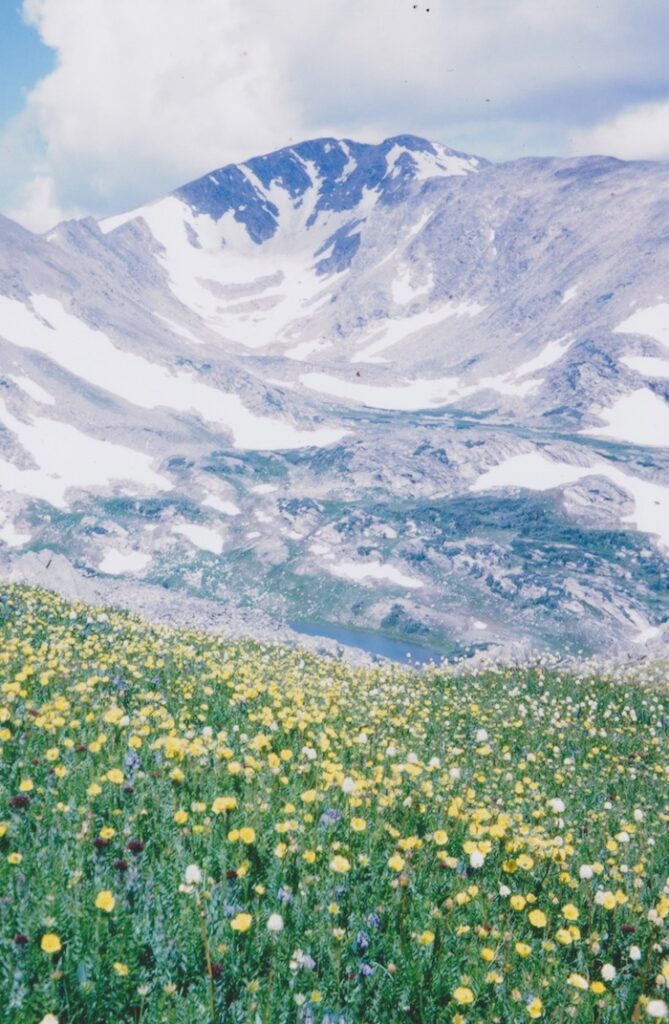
[571,100,669,161]
[5,173,75,230]
[2,0,669,230]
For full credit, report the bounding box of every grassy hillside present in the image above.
[0,585,668,1024]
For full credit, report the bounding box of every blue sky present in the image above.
[0,4,53,125]
[1,0,669,231]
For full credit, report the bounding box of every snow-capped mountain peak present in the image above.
[1,136,669,661]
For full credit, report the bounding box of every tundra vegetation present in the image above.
[0,586,667,1023]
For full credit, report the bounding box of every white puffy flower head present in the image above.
[646,1000,668,1019]
[579,864,594,880]
[184,864,202,886]
[469,850,485,869]
[267,913,284,933]
[548,798,565,814]
[601,964,616,981]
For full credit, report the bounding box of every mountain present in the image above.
[0,135,668,660]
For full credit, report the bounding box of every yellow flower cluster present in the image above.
[0,585,667,1024]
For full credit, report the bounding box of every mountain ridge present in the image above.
[0,134,668,661]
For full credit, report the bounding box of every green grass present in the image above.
[0,584,668,1023]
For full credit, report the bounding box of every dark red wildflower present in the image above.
[113,859,129,872]
[14,934,28,946]
[8,794,30,810]
[93,837,109,851]
[127,839,144,854]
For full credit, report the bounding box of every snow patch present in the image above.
[9,375,56,405]
[0,516,31,548]
[0,295,347,451]
[172,524,224,554]
[0,397,171,508]
[352,301,485,364]
[391,265,433,305]
[614,303,669,348]
[585,389,669,448]
[471,450,669,551]
[99,549,151,575]
[621,355,669,379]
[154,313,203,345]
[202,493,241,516]
[301,372,470,410]
[328,558,424,589]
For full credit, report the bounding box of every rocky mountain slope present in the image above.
[0,134,668,659]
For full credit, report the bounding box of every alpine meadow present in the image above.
[2,3,669,1023]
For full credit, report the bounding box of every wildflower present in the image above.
[528,909,547,929]
[601,964,616,982]
[319,808,342,828]
[515,942,531,958]
[329,855,351,874]
[433,830,448,845]
[453,986,475,1006]
[527,997,543,1019]
[562,903,579,921]
[41,933,62,954]
[267,913,284,932]
[39,1016,59,1024]
[95,890,115,913]
[230,913,253,932]
[7,852,22,865]
[388,853,405,872]
[212,796,236,813]
[418,930,435,945]
[567,973,589,991]
[239,827,256,844]
[113,961,129,976]
[646,1002,668,1020]
[184,864,202,885]
[351,817,366,832]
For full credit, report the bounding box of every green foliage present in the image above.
[0,585,668,1023]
